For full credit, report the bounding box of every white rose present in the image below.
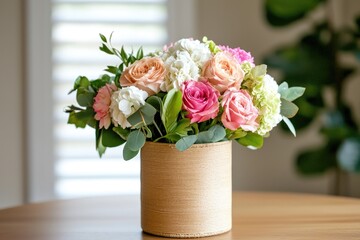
[110,86,148,128]
[160,51,200,92]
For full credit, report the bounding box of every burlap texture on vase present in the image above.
[141,141,232,238]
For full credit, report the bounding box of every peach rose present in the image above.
[202,52,244,93]
[120,57,166,95]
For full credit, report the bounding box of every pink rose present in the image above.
[181,80,220,123]
[93,83,117,129]
[202,52,245,94]
[120,57,166,95]
[219,46,255,66]
[221,88,259,131]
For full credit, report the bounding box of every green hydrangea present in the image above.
[253,75,282,136]
[243,65,282,136]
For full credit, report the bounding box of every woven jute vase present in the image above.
[140,141,232,238]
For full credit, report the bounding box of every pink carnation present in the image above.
[219,45,254,66]
[93,83,117,129]
[181,80,220,123]
[221,88,259,131]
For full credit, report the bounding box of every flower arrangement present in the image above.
[66,34,305,160]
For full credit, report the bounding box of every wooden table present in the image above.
[0,192,359,239]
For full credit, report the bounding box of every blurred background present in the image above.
[1,0,359,209]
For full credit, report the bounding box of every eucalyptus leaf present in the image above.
[278,81,289,94]
[127,103,156,128]
[282,116,296,136]
[280,87,306,101]
[280,98,299,118]
[175,135,198,152]
[207,125,226,143]
[123,145,139,161]
[126,130,146,151]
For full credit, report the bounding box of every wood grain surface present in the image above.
[0,192,359,239]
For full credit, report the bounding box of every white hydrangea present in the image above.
[160,51,200,92]
[171,38,212,67]
[251,74,282,136]
[110,86,148,129]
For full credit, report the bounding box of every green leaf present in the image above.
[296,147,335,175]
[68,76,90,94]
[68,111,87,128]
[265,0,324,26]
[280,98,299,118]
[123,145,139,161]
[112,126,130,140]
[99,33,107,42]
[236,132,264,149]
[127,103,157,128]
[207,125,226,142]
[102,128,126,147]
[174,118,191,136]
[175,135,198,152]
[226,128,247,140]
[251,64,267,79]
[67,107,95,128]
[196,125,225,144]
[126,130,146,151]
[99,43,113,55]
[136,47,144,59]
[120,46,128,62]
[337,137,360,172]
[76,88,96,107]
[278,81,289,94]
[282,116,296,137]
[280,87,306,101]
[161,89,183,133]
[146,95,162,112]
[105,66,118,74]
[96,128,106,157]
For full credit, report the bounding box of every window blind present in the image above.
[52,0,168,198]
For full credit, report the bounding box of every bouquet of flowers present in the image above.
[66,34,305,160]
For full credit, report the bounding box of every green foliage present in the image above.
[176,135,198,151]
[265,0,325,26]
[66,32,306,161]
[123,130,146,160]
[102,128,125,147]
[236,132,264,149]
[263,0,360,178]
[196,125,226,144]
[161,89,183,134]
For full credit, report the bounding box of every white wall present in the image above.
[0,0,25,208]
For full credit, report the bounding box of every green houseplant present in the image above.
[263,0,360,194]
